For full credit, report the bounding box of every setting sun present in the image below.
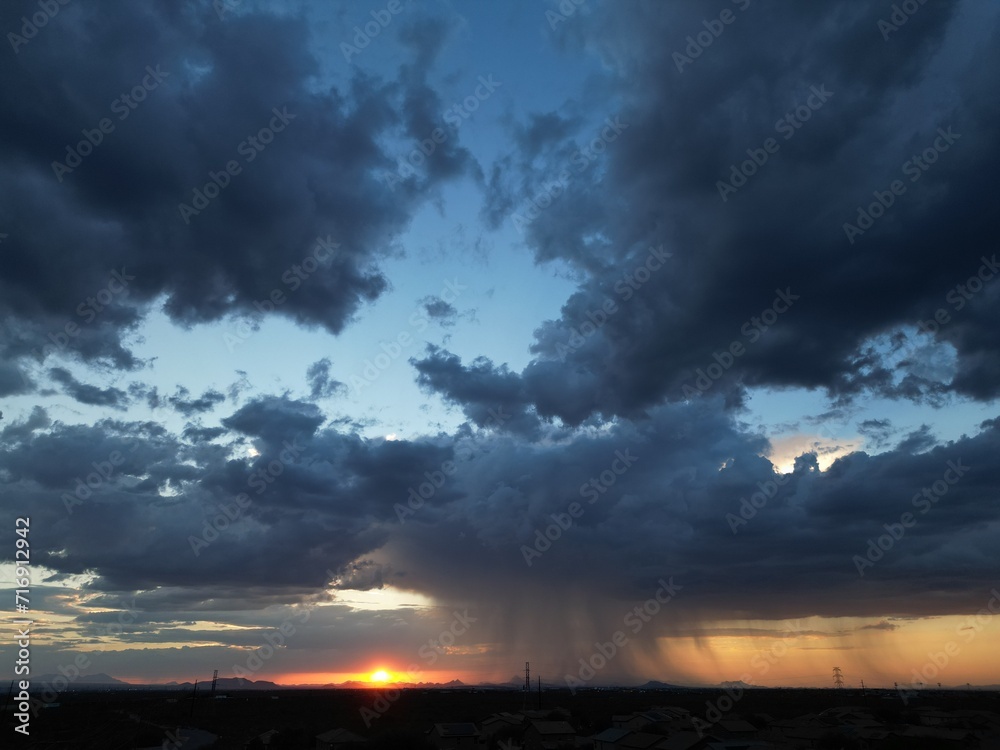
[370,669,391,684]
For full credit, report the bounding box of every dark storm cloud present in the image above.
[222,395,325,440]
[0,396,459,605]
[893,424,937,454]
[857,418,895,450]
[1,391,997,680]
[373,402,1000,678]
[305,358,345,400]
[48,367,130,408]
[0,0,475,369]
[166,386,226,417]
[0,405,50,441]
[0,360,33,397]
[412,345,542,437]
[423,0,1000,427]
[421,296,457,324]
[182,425,227,443]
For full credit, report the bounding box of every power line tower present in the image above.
[521,662,530,710]
[211,669,218,697]
[833,667,844,689]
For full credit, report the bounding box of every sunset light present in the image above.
[369,669,391,684]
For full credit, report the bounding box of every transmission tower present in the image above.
[211,669,218,697]
[521,661,530,710]
[833,667,844,689]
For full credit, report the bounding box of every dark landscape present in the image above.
[6,683,1000,748]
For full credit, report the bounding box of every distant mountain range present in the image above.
[12,673,1000,692]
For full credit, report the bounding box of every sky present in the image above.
[1,0,999,693]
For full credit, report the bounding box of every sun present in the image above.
[370,669,391,684]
